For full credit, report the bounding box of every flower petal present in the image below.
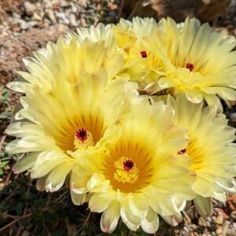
[30,151,68,178]
[89,193,113,213]
[13,152,38,174]
[45,161,73,192]
[120,204,141,231]
[141,208,159,234]
[70,191,88,206]
[100,201,120,233]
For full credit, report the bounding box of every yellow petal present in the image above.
[141,208,159,234]
[13,153,38,174]
[45,161,73,192]
[120,204,141,231]
[100,201,120,233]
[89,193,113,213]
[30,151,68,178]
[70,191,88,206]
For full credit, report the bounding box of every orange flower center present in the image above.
[113,157,139,184]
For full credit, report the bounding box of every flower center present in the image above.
[140,50,147,58]
[76,128,87,142]
[123,159,134,171]
[113,157,139,184]
[73,128,94,149]
[186,63,194,72]
[103,140,154,193]
[178,149,186,155]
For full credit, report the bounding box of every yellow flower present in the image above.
[6,32,137,200]
[72,99,195,233]
[151,17,236,108]
[8,25,123,94]
[112,17,165,90]
[171,95,236,202]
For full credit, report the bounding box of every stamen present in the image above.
[74,128,94,149]
[178,149,186,155]
[76,128,87,142]
[114,157,139,184]
[140,50,147,58]
[123,160,134,171]
[186,63,194,72]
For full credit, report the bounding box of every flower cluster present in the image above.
[6,17,236,233]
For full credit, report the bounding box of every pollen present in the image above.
[140,50,147,58]
[114,157,139,184]
[186,63,194,72]
[74,128,94,149]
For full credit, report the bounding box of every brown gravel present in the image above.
[0,24,69,85]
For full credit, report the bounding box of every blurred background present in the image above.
[0,1,236,235]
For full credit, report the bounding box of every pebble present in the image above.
[69,14,78,27]
[215,214,224,225]
[24,1,37,16]
[78,0,87,7]
[231,211,236,219]
[183,226,189,232]
[80,18,87,27]
[216,227,223,235]
[4,0,119,32]
[191,224,197,230]
[230,112,236,122]
[45,9,57,24]
[56,12,70,25]
[32,12,42,21]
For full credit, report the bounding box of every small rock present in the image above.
[71,5,77,13]
[216,227,222,235]
[215,213,224,225]
[191,224,197,230]
[108,2,118,10]
[69,14,78,27]
[32,12,42,21]
[56,12,70,25]
[183,226,189,232]
[45,9,57,24]
[230,113,236,122]
[231,210,236,219]
[23,1,37,16]
[79,0,87,7]
[52,1,61,11]
[215,208,229,220]
[80,17,87,27]
[18,19,29,30]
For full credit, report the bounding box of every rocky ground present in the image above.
[0,0,236,235]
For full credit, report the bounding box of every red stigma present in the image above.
[76,128,87,142]
[178,149,186,155]
[140,51,147,58]
[186,63,194,72]
[123,160,134,171]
